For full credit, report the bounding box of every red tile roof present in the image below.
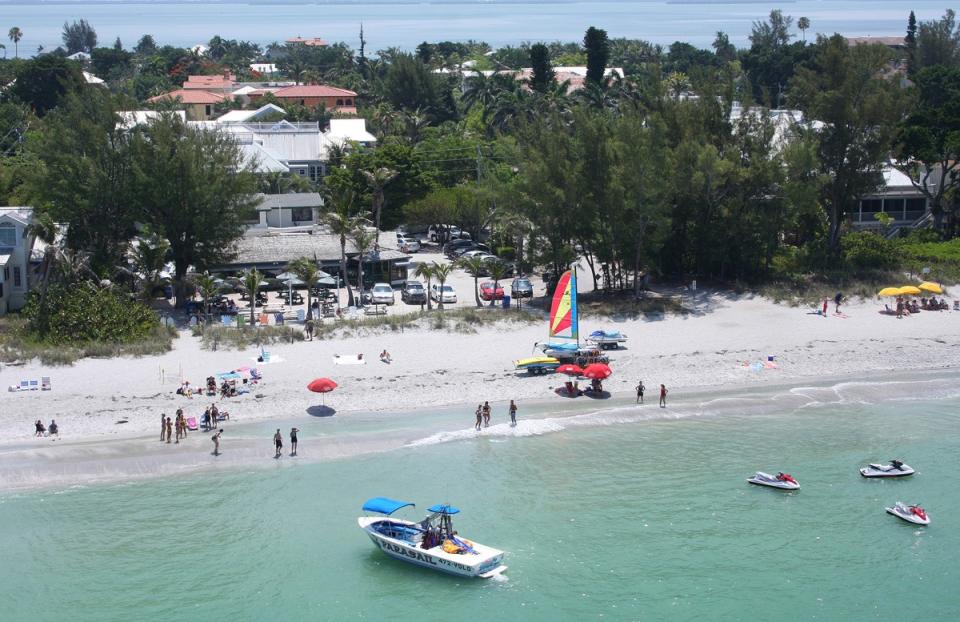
[147,89,225,104]
[183,73,236,89]
[272,85,357,98]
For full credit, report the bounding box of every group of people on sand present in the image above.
[161,406,230,444]
[474,400,518,430]
[892,296,953,318]
[635,381,669,408]
[33,419,59,438]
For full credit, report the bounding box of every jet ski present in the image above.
[747,471,800,490]
[885,502,930,525]
[860,460,915,478]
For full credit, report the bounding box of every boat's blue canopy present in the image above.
[362,497,415,515]
[427,504,460,515]
[544,342,579,351]
[589,330,622,339]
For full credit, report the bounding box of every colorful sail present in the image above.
[548,270,578,341]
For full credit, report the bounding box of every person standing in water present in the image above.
[273,429,283,458]
[509,400,517,426]
[290,427,299,456]
[212,429,222,455]
[165,416,173,444]
[636,380,645,404]
[659,384,668,408]
[474,405,483,431]
[482,401,491,427]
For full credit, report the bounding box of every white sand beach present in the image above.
[2,286,959,489]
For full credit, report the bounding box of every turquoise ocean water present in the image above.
[2,373,960,620]
[0,1,950,54]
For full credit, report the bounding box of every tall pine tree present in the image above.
[583,27,609,86]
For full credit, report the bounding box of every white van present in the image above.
[430,283,457,304]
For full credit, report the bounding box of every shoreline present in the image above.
[2,366,958,493]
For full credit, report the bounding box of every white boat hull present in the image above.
[860,464,915,478]
[358,517,507,578]
[886,504,930,525]
[747,471,800,490]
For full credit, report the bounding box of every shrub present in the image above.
[23,282,158,344]
[841,232,898,270]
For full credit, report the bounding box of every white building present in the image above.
[0,207,37,315]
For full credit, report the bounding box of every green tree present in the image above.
[414,262,435,311]
[797,17,811,43]
[431,261,453,310]
[916,10,960,70]
[130,114,258,306]
[134,34,158,56]
[791,35,907,253]
[583,27,610,86]
[321,187,361,307]
[10,55,86,117]
[906,11,918,78]
[529,43,555,93]
[457,255,486,307]
[131,233,170,302]
[486,261,509,307]
[350,227,377,298]
[290,256,321,319]
[62,19,98,54]
[191,272,220,322]
[895,65,960,233]
[712,32,737,63]
[242,268,265,325]
[27,91,135,273]
[8,27,22,59]
[361,166,398,247]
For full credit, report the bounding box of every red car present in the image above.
[479,281,505,301]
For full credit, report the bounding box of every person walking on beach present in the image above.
[166,416,173,444]
[175,415,182,443]
[822,298,828,317]
[210,404,219,430]
[834,292,843,314]
[509,400,517,426]
[290,427,299,456]
[274,429,283,458]
[636,380,645,404]
[161,414,167,441]
[212,429,222,456]
[475,405,483,431]
[482,401,491,427]
[659,384,668,408]
[177,407,186,438]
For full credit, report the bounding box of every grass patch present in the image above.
[0,317,176,366]
[191,324,305,350]
[756,270,908,306]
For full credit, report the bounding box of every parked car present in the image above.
[511,277,534,298]
[443,238,476,257]
[396,234,420,253]
[479,280,505,301]
[430,283,458,304]
[429,224,470,243]
[400,280,427,304]
[370,283,395,305]
[459,249,494,261]
[452,242,492,258]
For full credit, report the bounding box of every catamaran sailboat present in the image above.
[358,497,508,578]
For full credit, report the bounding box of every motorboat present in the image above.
[860,460,915,478]
[358,497,507,578]
[747,471,800,490]
[885,501,930,525]
[586,329,628,350]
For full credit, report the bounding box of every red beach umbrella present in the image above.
[582,363,612,380]
[556,363,584,377]
[307,377,338,404]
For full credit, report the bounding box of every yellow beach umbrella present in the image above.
[918,281,943,294]
[898,286,922,296]
[877,287,901,297]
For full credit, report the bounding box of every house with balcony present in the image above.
[851,167,929,231]
[0,207,37,316]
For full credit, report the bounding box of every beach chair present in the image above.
[28,379,39,390]
[186,417,198,431]
[41,377,51,391]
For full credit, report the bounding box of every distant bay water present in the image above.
[0,1,948,57]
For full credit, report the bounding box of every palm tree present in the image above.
[289,256,321,320]
[131,235,170,302]
[242,268,265,326]
[431,261,454,311]
[192,272,219,323]
[457,255,486,307]
[8,27,22,59]
[0,44,6,59]
[414,262,435,311]
[486,261,510,307]
[361,166,397,249]
[321,187,360,307]
[797,17,810,42]
[350,227,377,302]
